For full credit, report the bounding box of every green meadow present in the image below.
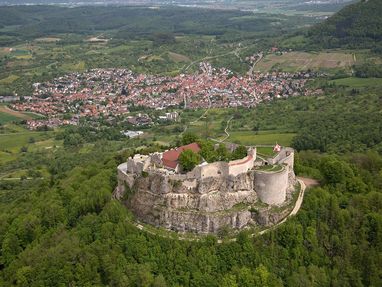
[329,77,382,88]
[228,131,296,146]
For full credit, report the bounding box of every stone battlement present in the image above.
[125,146,256,179]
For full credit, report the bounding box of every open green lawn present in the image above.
[256,146,277,156]
[329,77,382,88]
[228,131,296,146]
[256,164,283,172]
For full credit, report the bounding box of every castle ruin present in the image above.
[115,143,297,234]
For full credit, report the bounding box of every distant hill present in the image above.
[307,0,382,49]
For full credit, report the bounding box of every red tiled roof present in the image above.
[162,142,200,169]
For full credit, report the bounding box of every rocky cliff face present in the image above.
[124,172,259,233]
[116,168,296,234]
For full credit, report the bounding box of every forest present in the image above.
[306,0,382,49]
[1,80,382,286]
[0,5,316,45]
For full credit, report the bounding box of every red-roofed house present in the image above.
[162,142,201,172]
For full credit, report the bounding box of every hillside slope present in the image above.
[308,0,382,48]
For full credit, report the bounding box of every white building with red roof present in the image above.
[162,143,201,172]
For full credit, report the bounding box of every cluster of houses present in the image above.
[10,63,318,128]
[126,113,153,126]
[26,118,79,130]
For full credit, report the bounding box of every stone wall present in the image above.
[254,167,288,205]
[228,154,255,176]
[199,162,229,178]
[155,209,253,233]
[267,147,293,166]
[126,154,150,174]
[115,163,135,199]
[278,149,294,172]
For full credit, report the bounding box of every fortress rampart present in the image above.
[254,167,288,205]
[115,145,296,234]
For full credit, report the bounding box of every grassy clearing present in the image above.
[0,151,17,165]
[0,127,59,165]
[0,131,54,153]
[29,138,62,152]
[256,146,277,156]
[256,164,283,172]
[229,131,296,146]
[61,61,86,72]
[329,77,382,88]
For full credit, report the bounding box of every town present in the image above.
[11,62,321,129]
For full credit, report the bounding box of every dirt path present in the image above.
[180,94,211,136]
[248,53,263,76]
[210,116,233,143]
[297,176,319,188]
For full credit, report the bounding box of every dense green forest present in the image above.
[307,0,382,49]
[0,5,316,45]
[212,83,382,155]
[1,1,382,286]
[1,82,382,286]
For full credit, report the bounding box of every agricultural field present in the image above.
[0,130,54,153]
[147,107,297,147]
[0,122,60,166]
[255,51,355,72]
[0,112,19,124]
[329,77,382,88]
[0,75,19,84]
[0,105,39,124]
